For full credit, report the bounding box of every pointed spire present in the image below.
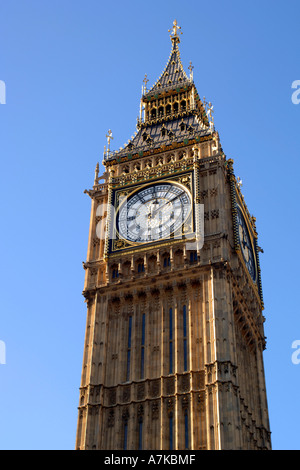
[146,20,189,95]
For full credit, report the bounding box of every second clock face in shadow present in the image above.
[236,205,257,282]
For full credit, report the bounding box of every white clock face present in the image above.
[117,182,191,243]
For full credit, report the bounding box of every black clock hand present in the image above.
[151,192,184,217]
[243,232,252,251]
[242,228,249,249]
[242,234,247,249]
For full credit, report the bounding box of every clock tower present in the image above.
[76,21,271,450]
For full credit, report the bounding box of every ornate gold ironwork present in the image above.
[168,19,182,40]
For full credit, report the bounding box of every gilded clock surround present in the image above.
[112,175,194,253]
[76,22,271,451]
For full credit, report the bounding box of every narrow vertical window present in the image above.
[164,256,170,267]
[141,313,145,379]
[112,268,119,278]
[138,419,143,450]
[126,316,132,382]
[189,251,197,263]
[183,305,188,371]
[138,262,145,273]
[184,409,189,449]
[169,413,173,450]
[124,421,128,450]
[169,307,173,374]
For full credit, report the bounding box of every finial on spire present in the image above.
[237,176,243,188]
[103,129,114,158]
[94,162,99,186]
[168,19,182,44]
[188,61,194,80]
[106,129,113,150]
[206,102,215,130]
[203,99,215,130]
[142,74,149,94]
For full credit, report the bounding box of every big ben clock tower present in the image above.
[76,21,271,450]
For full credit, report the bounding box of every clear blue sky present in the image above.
[0,0,299,450]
